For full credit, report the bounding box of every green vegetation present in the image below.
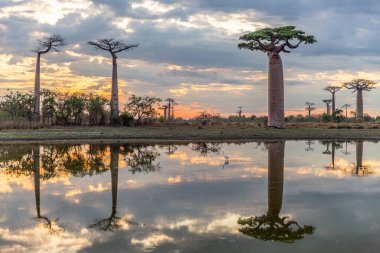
[0,125,380,143]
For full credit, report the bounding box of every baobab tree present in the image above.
[238,26,316,128]
[165,98,177,120]
[238,142,315,242]
[341,104,351,118]
[32,34,66,122]
[322,99,332,115]
[88,39,139,125]
[237,106,243,119]
[305,102,315,118]
[323,86,341,114]
[343,79,376,120]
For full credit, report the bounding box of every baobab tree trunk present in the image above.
[356,141,363,174]
[331,93,335,114]
[168,101,171,120]
[110,145,119,217]
[326,104,331,115]
[356,89,363,119]
[33,145,41,217]
[267,141,285,217]
[33,54,41,122]
[268,53,285,128]
[110,55,120,125]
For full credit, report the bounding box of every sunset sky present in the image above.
[0,0,379,118]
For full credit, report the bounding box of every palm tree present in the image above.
[32,34,66,122]
[238,26,316,128]
[88,39,139,125]
[343,79,376,120]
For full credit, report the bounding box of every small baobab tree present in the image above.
[341,104,351,118]
[238,26,316,128]
[322,99,332,115]
[305,102,315,118]
[343,79,376,120]
[32,34,66,122]
[88,39,139,125]
[323,86,341,114]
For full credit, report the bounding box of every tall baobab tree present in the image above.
[165,98,177,120]
[88,39,139,125]
[238,26,316,128]
[32,34,66,122]
[238,142,315,242]
[305,102,315,118]
[160,104,168,120]
[322,99,332,115]
[343,79,376,120]
[323,86,341,114]
[341,104,351,118]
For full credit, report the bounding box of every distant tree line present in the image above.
[0,89,161,127]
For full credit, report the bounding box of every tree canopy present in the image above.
[343,79,376,92]
[32,34,66,54]
[238,26,316,53]
[323,85,341,94]
[88,38,139,56]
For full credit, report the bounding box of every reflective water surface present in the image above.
[1,141,380,253]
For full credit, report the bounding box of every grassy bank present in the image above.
[0,125,380,144]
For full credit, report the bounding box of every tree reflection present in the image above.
[32,145,64,234]
[238,142,315,243]
[353,141,372,176]
[305,140,315,152]
[90,145,123,231]
[191,142,221,156]
[122,144,161,174]
[322,141,343,170]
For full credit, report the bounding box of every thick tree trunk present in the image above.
[331,93,335,114]
[110,55,120,125]
[33,54,41,122]
[267,141,285,217]
[110,145,119,217]
[268,53,285,128]
[356,89,363,119]
[356,141,363,173]
[326,104,330,115]
[33,145,41,217]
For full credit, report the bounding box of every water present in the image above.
[0,141,379,253]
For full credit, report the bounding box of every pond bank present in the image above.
[0,126,380,144]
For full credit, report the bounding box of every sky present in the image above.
[0,0,379,118]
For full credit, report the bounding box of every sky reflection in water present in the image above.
[0,141,380,253]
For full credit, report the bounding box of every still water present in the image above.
[0,141,379,253]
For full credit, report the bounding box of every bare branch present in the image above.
[32,34,66,54]
[87,38,139,56]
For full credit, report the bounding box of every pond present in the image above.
[0,141,379,253]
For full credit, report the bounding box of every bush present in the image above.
[120,112,134,126]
